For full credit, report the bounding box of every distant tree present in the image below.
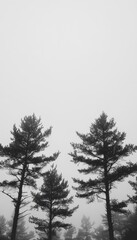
[112,213,127,240]
[128,177,137,204]
[92,211,128,240]
[7,218,35,240]
[0,215,7,237]
[30,165,78,240]
[102,211,128,240]
[0,114,59,240]
[70,112,137,240]
[76,228,85,240]
[64,225,76,240]
[52,231,61,240]
[76,215,93,240]
[121,207,137,240]
[0,236,9,240]
[91,225,109,240]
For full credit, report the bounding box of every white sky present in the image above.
[0,0,137,230]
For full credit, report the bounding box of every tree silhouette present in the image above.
[91,225,108,240]
[64,225,76,240]
[76,215,93,240]
[0,215,7,237]
[0,114,59,240]
[70,112,137,240]
[30,165,78,240]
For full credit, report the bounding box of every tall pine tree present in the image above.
[70,112,137,240]
[30,165,78,240]
[0,114,59,240]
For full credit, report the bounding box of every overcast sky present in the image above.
[0,0,137,230]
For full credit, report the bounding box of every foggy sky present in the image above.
[0,0,137,229]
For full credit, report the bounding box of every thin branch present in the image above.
[18,212,30,219]
[21,194,31,201]
[15,175,21,182]
[107,158,119,173]
[1,190,17,202]
[19,209,28,216]
[96,194,106,201]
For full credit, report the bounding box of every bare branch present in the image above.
[1,190,17,203]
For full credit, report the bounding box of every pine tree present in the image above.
[0,114,59,240]
[30,165,78,240]
[70,112,137,240]
[76,215,93,240]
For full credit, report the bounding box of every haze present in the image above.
[0,0,137,229]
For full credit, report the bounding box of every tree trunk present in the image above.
[105,185,114,240]
[48,201,53,240]
[48,210,52,240]
[103,136,114,240]
[104,164,114,240]
[11,163,26,240]
[48,225,52,240]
